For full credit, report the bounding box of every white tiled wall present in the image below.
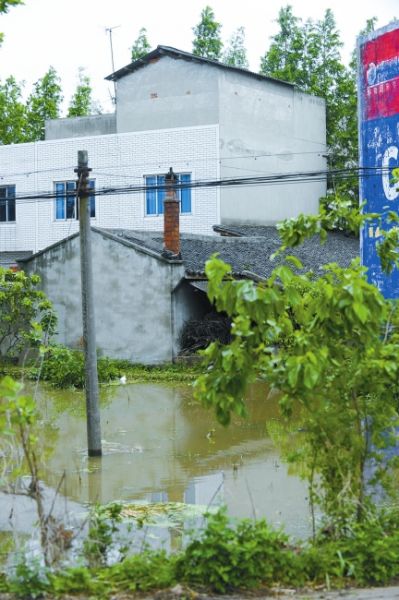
[0,124,220,252]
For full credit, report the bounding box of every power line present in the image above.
[0,149,328,179]
[0,166,392,208]
[0,165,77,178]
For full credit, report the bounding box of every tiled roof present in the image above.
[0,251,33,268]
[18,226,358,280]
[106,227,359,280]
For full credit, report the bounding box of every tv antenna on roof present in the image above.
[105,25,121,104]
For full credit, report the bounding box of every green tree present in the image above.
[222,27,248,68]
[0,0,23,45]
[260,7,361,221]
[67,68,93,118]
[0,76,28,144]
[0,267,56,361]
[321,17,378,217]
[195,207,399,531]
[130,27,151,61]
[25,66,63,141]
[192,5,223,61]
[0,0,22,12]
[260,7,351,158]
[260,6,306,85]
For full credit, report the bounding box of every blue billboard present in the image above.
[359,22,399,297]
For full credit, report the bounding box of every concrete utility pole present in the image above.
[75,151,102,457]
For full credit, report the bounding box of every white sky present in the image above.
[0,0,398,114]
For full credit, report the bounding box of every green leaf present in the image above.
[303,363,319,389]
[353,301,369,324]
[285,255,303,269]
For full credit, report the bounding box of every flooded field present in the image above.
[0,381,311,554]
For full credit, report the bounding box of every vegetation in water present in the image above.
[26,344,202,388]
[0,376,72,567]
[3,375,399,594]
[29,345,120,388]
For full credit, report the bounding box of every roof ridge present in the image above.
[105,45,295,88]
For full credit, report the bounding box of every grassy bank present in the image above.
[0,352,203,388]
[2,508,399,598]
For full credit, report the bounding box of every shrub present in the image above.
[302,508,399,585]
[176,509,302,592]
[32,345,119,388]
[8,556,49,599]
[0,267,56,361]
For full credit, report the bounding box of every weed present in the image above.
[28,345,202,388]
[82,502,125,567]
[4,508,399,595]
[176,508,302,593]
[30,345,119,388]
[8,555,49,599]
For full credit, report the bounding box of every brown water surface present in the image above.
[28,381,310,538]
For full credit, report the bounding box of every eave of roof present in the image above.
[0,251,33,267]
[105,45,295,89]
[18,228,183,266]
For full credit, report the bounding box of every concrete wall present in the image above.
[218,70,327,224]
[24,230,185,364]
[45,114,116,140]
[0,124,219,253]
[115,57,326,224]
[116,56,220,133]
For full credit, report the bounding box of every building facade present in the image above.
[1,46,326,254]
[0,124,219,253]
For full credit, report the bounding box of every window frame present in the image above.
[0,185,16,224]
[54,179,96,221]
[144,172,192,216]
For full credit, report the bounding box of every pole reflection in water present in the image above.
[28,382,311,539]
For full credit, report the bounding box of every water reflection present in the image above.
[28,382,310,538]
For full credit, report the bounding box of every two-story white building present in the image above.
[0,45,326,255]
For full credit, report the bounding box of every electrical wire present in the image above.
[0,149,328,179]
[0,166,393,209]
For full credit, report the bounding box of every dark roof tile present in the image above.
[0,251,33,268]
[106,227,359,279]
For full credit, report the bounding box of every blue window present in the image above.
[55,180,95,220]
[145,173,191,215]
[0,185,16,222]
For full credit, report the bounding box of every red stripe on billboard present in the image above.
[366,76,399,119]
[362,28,399,65]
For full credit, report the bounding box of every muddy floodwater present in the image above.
[1,381,311,550]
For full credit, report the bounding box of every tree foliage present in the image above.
[0,0,22,13]
[192,5,223,61]
[222,27,248,68]
[0,0,22,45]
[67,68,93,118]
[0,76,27,144]
[130,27,151,61]
[260,6,305,85]
[195,206,399,531]
[0,267,56,360]
[260,8,352,168]
[25,66,63,141]
[260,6,366,220]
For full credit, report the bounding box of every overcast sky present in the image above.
[0,0,397,113]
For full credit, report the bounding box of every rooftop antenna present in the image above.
[105,25,121,104]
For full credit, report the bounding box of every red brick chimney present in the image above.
[163,167,181,258]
